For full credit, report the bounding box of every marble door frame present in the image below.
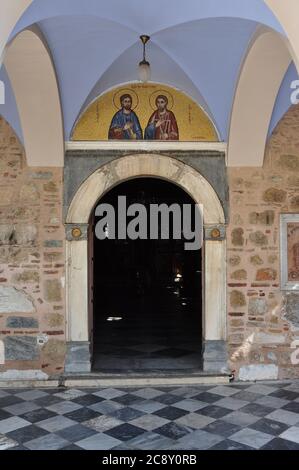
[64,153,228,374]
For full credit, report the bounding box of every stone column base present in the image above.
[65,341,91,374]
[203,340,230,374]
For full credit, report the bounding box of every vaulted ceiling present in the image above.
[0,0,298,166]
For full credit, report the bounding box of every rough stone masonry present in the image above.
[0,102,299,380]
[227,105,299,380]
[0,116,65,378]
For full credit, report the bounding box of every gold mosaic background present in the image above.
[72,83,218,141]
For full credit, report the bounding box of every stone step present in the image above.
[62,371,231,388]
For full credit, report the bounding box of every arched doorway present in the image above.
[91,177,202,371]
[65,154,227,375]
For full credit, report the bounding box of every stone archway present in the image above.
[65,154,228,374]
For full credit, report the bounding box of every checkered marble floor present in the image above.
[1,382,299,450]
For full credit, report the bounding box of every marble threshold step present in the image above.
[62,370,232,387]
[0,370,232,388]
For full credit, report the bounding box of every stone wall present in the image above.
[1,102,299,381]
[0,117,65,378]
[228,105,299,380]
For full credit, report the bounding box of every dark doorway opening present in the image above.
[90,177,202,372]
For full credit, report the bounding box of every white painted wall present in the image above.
[4,29,64,167]
[265,0,299,71]
[228,30,291,167]
[0,0,33,65]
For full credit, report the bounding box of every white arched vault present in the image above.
[265,0,299,71]
[64,154,227,374]
[0,0,33,64]
[228,29,291,167]
[4,28,64,167]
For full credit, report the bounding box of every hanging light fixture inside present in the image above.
[138,35,151,82]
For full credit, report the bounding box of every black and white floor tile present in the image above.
[0,382,299,450]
